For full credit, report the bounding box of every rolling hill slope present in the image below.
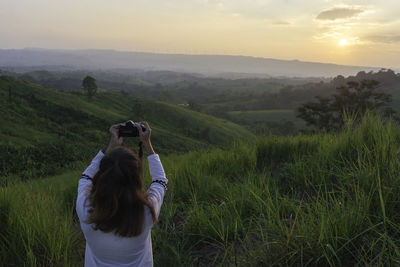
[0,76,253,181]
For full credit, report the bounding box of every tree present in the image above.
[82,76,98,100]
[188,100,200,111]
[297,80,396,131]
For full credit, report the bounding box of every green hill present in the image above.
[0,75,253,181]
[1,114,400,266]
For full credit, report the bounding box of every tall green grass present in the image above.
[0,171,83,266]
[1,113,400,266]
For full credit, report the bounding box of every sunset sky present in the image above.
[1,0,400,68]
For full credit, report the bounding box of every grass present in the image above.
[1,113,400,266]
[228,109,304,126]
[229,109,295,119]
[0,76,253,181]
[0,170,84,266]
[228,109,307,135]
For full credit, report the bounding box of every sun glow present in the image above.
[339,38,348,46]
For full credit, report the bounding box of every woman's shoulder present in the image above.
[143,205,155,228]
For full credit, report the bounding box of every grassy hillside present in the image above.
[1,114,400,266]
[0,76,253,181]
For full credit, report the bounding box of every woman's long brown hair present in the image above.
[87,147,157,237]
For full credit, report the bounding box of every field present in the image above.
[228,109,299,123]
[228,109,307,135]
[1,114,400,266]
[0,76,253,182]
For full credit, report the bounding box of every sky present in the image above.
[1,0,400,68]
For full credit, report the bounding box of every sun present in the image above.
[339,38,348,46]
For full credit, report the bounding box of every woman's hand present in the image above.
[136,121,155,155]
[105,124,123,153]
[137,121,151,143]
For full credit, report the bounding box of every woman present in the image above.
[76,121,167,267]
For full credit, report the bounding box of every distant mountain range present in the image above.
[0,48,385,78]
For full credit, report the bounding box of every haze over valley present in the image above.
[0,48,384,78]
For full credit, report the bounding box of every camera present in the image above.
[118,121,146,137]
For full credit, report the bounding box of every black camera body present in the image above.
[118,121,145,137]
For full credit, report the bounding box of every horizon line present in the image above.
[0,46,394,70]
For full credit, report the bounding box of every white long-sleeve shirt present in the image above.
[76,150,168,267]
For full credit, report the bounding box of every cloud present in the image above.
[316,7,364,21]
[366,34,400,43]
[271,21,291,25]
